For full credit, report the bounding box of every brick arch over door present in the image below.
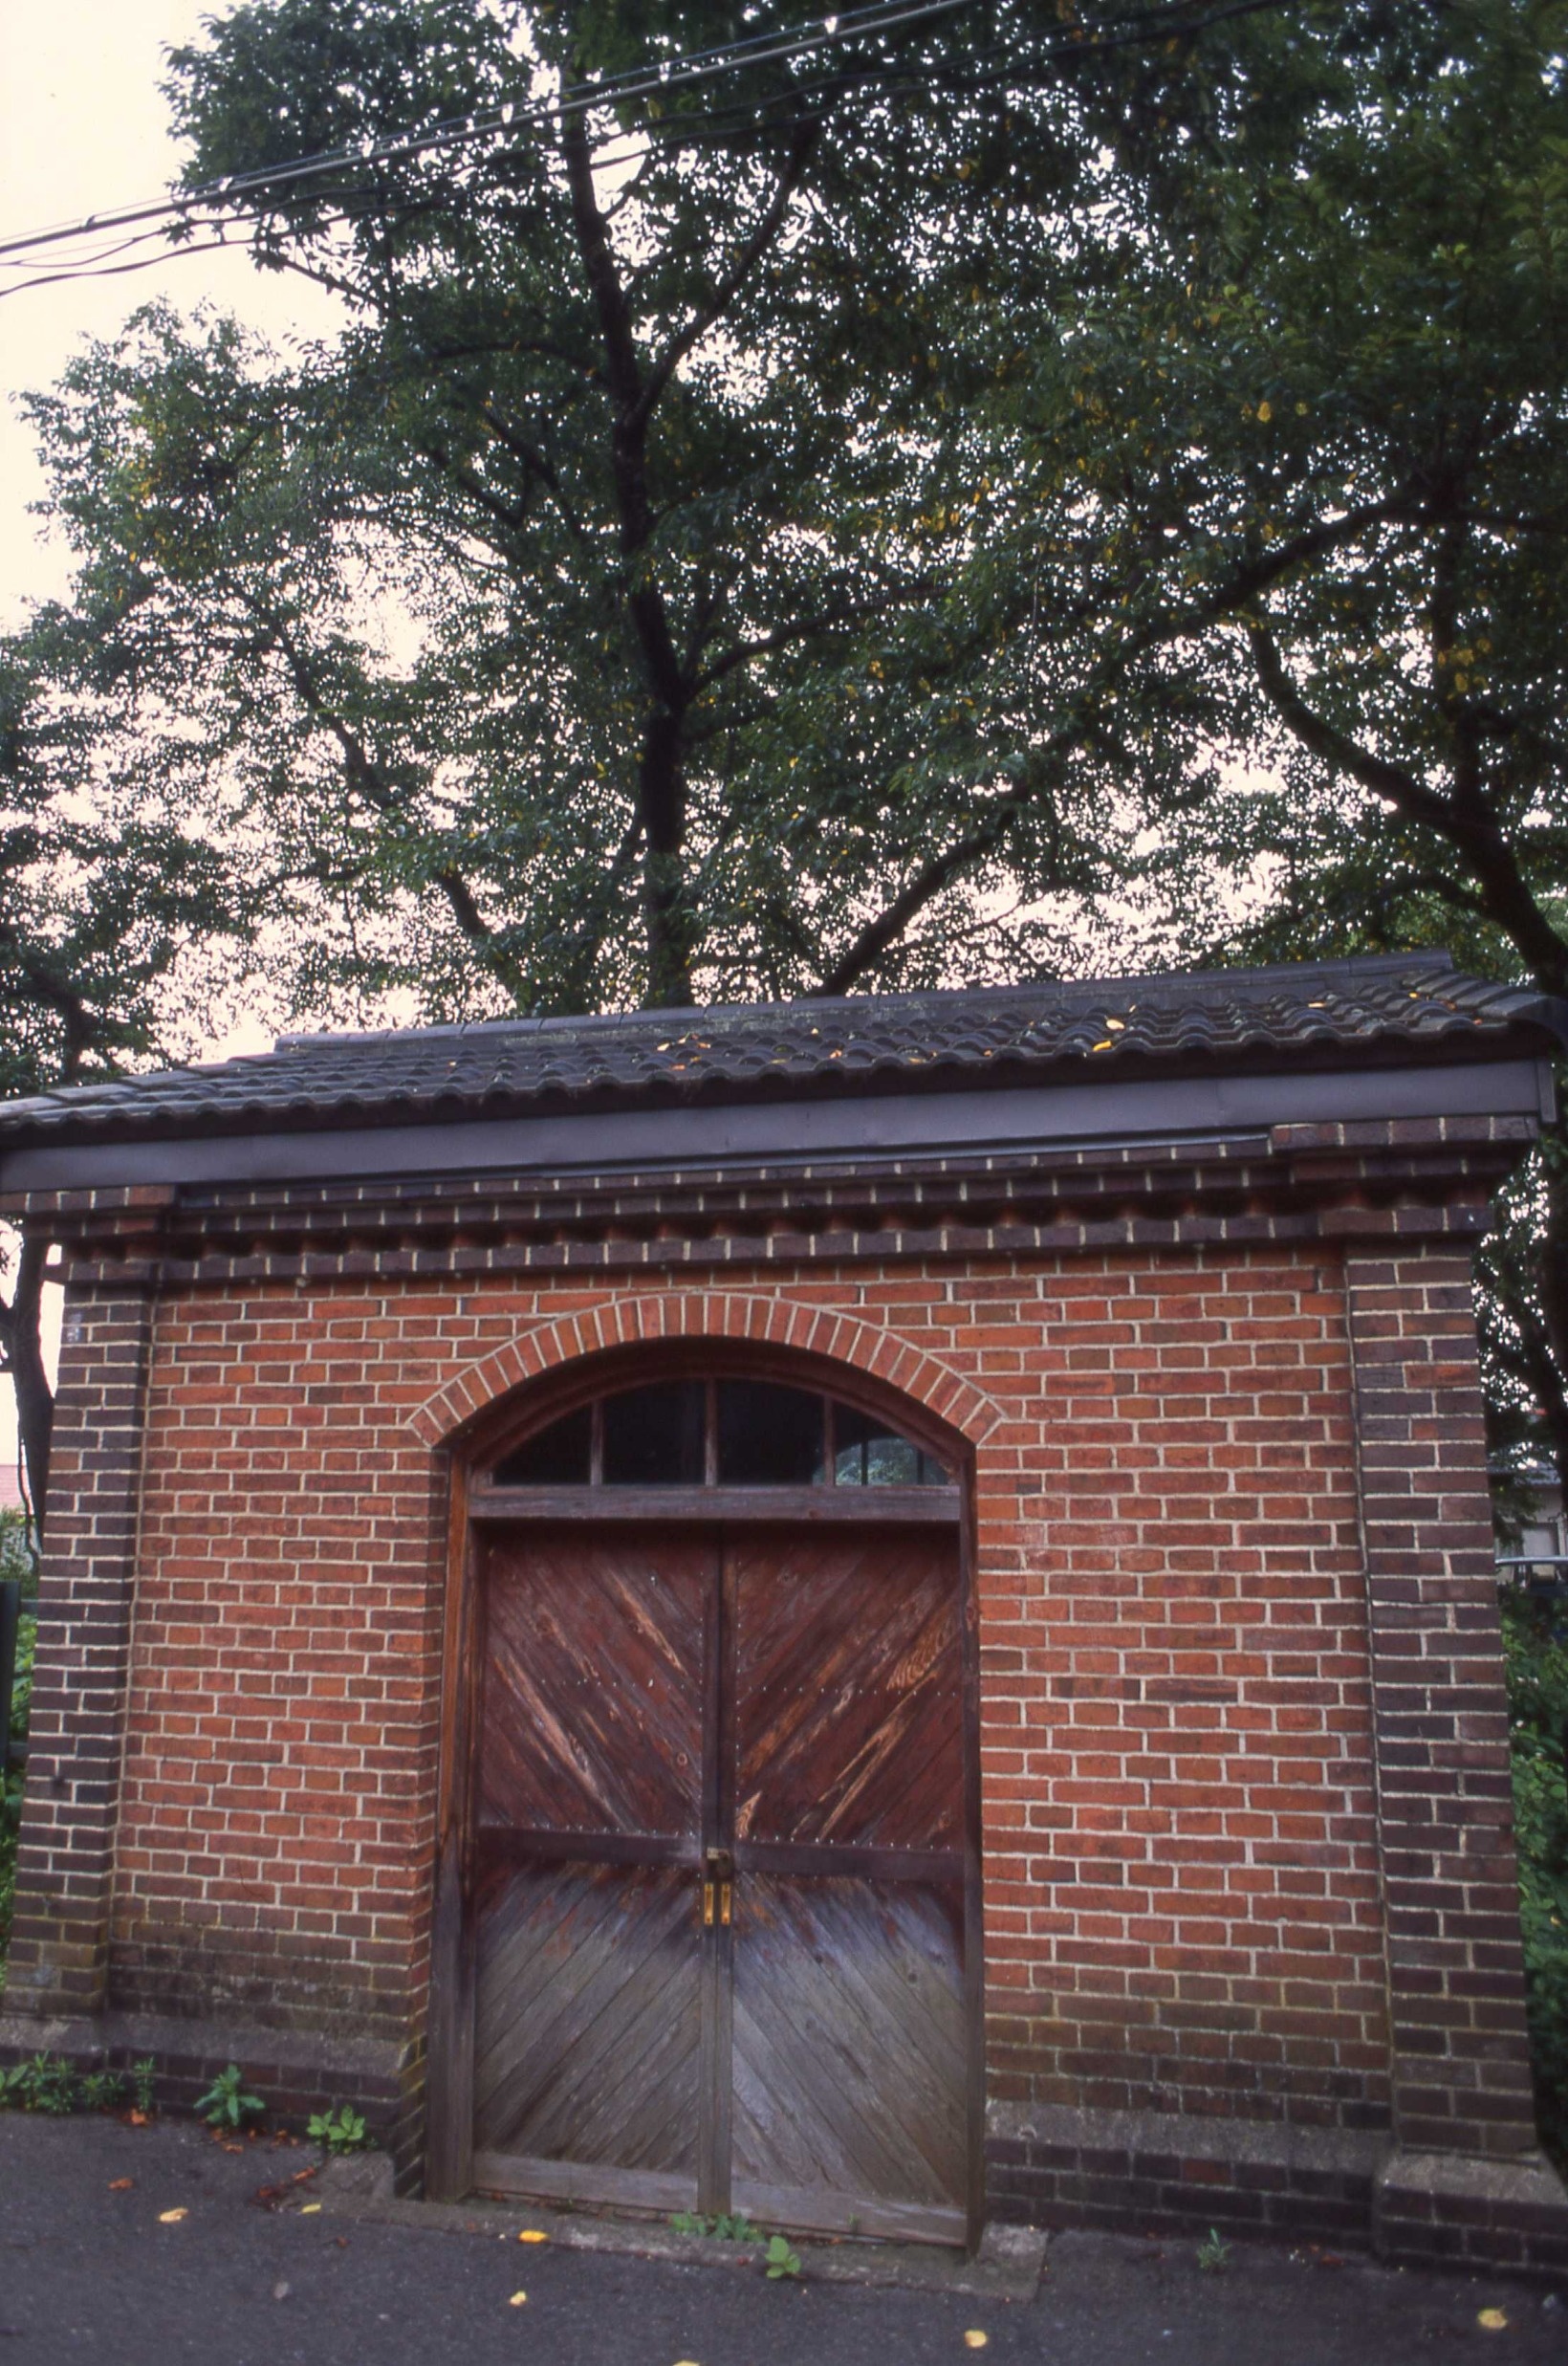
[424,1283,995,2236]
[406,1290,1005,1454]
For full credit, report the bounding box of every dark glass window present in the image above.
[491,1404,592,1487]
[487,1379,950,1491]
[834,1403,948,1488]
[716,1381,827,1486]
[601,1381,707,1486]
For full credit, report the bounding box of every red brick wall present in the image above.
[100,1244,1395,2133]
[972,1257,1386,2132]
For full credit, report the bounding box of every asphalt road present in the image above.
[1,2113,1564,2366]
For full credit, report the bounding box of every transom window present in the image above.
[487,1379,951,1492]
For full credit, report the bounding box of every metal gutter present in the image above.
[0,1057,1550,1196]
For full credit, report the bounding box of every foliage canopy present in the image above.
[7,0,1568,1454]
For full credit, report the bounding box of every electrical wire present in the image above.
[0,0,974,263]
[0,0,1306,304]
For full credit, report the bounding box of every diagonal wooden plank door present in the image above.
[727,1526,970,2245]
[466,1514,971,2243]
[469,1525,717,2213]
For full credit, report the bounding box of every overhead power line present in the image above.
[0,0,970,266]
[0,0,1301,304]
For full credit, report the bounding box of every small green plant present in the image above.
[79,2070,127,2113]
[195,2062,265,2132]
[1500,1590,1568,2174]
[667,2210,762,2241]
[1196,2226,1232,2272]
[2,2052,78,2114]
[308,2104,370,2155]
[131,2058,158,2114]
[0,1523,37,1972]
[765,2233,802,2280]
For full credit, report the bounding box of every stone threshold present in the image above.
[314,2152,1050,2302]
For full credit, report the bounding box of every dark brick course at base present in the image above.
[7,2021,1566,2274]
[0,2011,425,2192]
[985,2104,1568,2280]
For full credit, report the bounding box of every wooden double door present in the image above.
[465,1520,975,2244]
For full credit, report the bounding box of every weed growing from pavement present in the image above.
[666,2213,802,2278]
[0,2052,151,2116]
[2,2053,79,2114]
[195,2064,266,2133]
[1196,2228,1232,2272]
[78,2070,128,2113]
[308,2105,371,2155]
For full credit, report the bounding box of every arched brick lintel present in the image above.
[406,1291,1005,1453]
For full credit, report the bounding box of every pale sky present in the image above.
[1,0,342,622]
[0,1,347,1461]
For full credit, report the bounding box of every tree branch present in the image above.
[1247,619,1568,994]
[815,774,1051,999]
[0,1231,54,1531]
[692,582,937,693]
[251,601,512,975]
[629,120,818,435]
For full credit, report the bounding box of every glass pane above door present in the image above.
[485,1377,951,1492]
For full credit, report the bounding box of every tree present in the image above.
[0,615,249,1527]
[959,0,1568,1467]
[27,0,1239,1032]
[10,0,1568,1483]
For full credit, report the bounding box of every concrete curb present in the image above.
[313,2153,1049,2300]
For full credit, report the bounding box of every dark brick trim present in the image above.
[2,1118,1527,1293]
[4,1280,157,2017]
[1343,1252,1541,2161]
[0,2010,424,2189]
[985,2104,1568,2277]
[53,1202,1498,1292]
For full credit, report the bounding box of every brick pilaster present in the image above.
[1344,1251,1537,2159]
[5,1279,157,2015]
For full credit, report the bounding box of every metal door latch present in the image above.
[703,1846,733,1928]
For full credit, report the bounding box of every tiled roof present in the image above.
[0,954,1559,1147]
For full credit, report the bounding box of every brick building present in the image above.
[2,953,1565,2271]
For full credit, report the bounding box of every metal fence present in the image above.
[1497,1555,1568,1605]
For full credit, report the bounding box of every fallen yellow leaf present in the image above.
[299,2202,322,2216]
[509,2291,528,2308]
[1477,2309,1509,2332]
[517,2228,548,2244]
[965,2337,990,2352]
[158,2207,187,2224]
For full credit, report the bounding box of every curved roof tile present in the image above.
[0,953,1560,1148]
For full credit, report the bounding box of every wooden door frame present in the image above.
[426,1450,482,2203]
[424,1342,989,2249]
